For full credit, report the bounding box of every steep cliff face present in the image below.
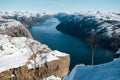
[0,18,32,38]
[0,35,70,80]
[56,12,120,51]
[0,12,70,80]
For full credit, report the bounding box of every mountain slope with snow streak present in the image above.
[56,11,120,51]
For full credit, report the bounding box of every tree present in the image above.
[111,33,120,51]
[87,29,101,65]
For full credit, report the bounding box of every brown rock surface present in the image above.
[0,19,32,38]
[0,55,70,80]
[0,35,70,80]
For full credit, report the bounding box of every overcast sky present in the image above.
[0,0,120,12]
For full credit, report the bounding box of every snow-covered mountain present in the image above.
[1,11,120,80]
[56,11,120,51]
[0,11,53,27]
[56,11,120,21]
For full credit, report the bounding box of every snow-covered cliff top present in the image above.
[0,19,21,30]
[0,35,68,73]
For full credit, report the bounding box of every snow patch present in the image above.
[43,75,61,80]
[63,58,120,80]
[0,35,68,72]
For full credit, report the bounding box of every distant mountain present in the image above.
[0,11,53,27]
[1,11,120,80]
[55,11,120,51]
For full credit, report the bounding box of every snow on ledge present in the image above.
[0,19,21,30]
[43,75,61,80]
[27,50,69,69]
[51,50,68,57]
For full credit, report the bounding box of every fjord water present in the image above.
[29,18,114,70]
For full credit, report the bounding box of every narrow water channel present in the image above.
[28,18,115,70]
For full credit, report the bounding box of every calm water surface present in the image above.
[29,18,115,70]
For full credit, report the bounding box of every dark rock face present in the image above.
[56,13,120,51]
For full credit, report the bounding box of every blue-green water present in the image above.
[28,18,114,70]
